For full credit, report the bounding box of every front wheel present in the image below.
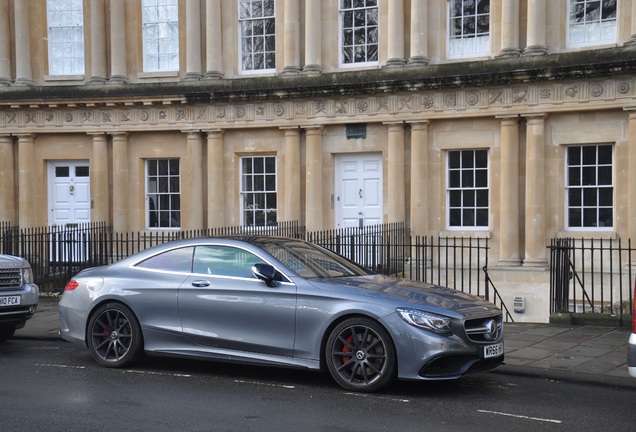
[87,303,144,367]
[0,325,15,342]
[326,318,397,392]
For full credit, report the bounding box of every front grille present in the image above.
[464,315,503,343]
[0,268,22,290]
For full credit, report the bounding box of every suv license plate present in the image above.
[483,342,504,359]
[0,295,21,307]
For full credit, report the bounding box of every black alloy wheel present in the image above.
[326,317,397,392]
[87,303,144,367]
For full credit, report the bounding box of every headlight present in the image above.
[396,308,452,334]
[22,268,34,284]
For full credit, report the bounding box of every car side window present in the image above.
[135,247,194,273]
[193,246,263,279]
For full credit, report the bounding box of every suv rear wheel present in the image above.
[0,325,16,342]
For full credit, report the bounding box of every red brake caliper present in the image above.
[342,335,354,363]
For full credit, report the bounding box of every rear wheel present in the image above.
[87,303,144,367]
[326,318,397,392]
[0,325,15,342]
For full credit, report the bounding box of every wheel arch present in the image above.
[84,298,144,347]
[318,313,397,372]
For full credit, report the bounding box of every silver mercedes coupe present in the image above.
[59,236,504,392]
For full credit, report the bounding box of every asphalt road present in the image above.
[1,338,634,432]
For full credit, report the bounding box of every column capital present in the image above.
[407,120,431,130]
[302,125,323,133]
[521,113,548,120]
[203,129,224,136]
[495,114,519,122]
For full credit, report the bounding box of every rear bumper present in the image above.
[628,333,636,378]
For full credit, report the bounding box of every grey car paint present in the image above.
[59,236,504,391]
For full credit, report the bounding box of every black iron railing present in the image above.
[0,221,513,320]
[549,237,635,318]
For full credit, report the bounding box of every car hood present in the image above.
[0,254,30,269]
[309,275,501,318]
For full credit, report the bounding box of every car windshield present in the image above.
[254,239,371,279]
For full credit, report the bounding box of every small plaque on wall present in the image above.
[346,124,366,139]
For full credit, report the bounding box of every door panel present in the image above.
[335,153,383,228]
[48,161,91,227]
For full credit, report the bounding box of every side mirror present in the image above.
[252,263,277,287]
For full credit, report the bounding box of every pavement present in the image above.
[12,297,636,390]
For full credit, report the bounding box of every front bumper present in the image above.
[0,282,39,328]
[382,313,505,381]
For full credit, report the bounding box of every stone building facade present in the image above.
[1,0,636,321]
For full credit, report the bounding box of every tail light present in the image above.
[65,281,80,291]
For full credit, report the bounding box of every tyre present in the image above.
[326,317,397,392]
[0,326,15,342]
[87,302,144,368]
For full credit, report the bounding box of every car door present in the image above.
[178,244,297,357]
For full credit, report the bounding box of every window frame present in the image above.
[238,0,276,74]
[141,0,180,73]
[565,144,614,231]
[446,149,490,231]
[567,0,617,48]
[338,0,379,67]
[46,0,85,76]
[446,0,491,59]
[145,158,181,230]
[240,155,278,228]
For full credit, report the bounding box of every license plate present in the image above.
[483,342,504,359]
[0,295,21,307]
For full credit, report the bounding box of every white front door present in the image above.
[334,153,383,228]
[48,161,91,227]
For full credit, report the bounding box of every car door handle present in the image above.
[191,280,210,287]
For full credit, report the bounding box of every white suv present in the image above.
[0,255,39,342]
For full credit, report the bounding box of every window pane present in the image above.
[340,0,378,65]
[566,144,613,229]
[47,0,85,75]
[447,149,488,229]
[142,0,179,72]
[240,0,276,72]
[448,0,490,58]
[240,156,277,227]
[568,0,616,46]
[146,158,180,229]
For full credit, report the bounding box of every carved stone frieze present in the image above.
[0,78,634,133]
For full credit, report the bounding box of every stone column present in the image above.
[17,134,35,227]
[205,129,225,227]
[185,131,204,230]
[282,0,301,74]
[89,0,107,83]
[386,123,406,223]
[282,127,301,222]
[409,121,430,236]
[111,133,129,233]
[385,0,406,67]
[90,133,109,224]
[303,0,322,73]
[408,0,429,66]
[523,114,548,267]
[185,0,202,80]
[304,126,324,232]
[204,0,223,78]
[626,109,636,243]
[0,0,12,85]
[497,116,521,266]
[0,135,15,223]
[524,0,548,55]
[109,0,128,83]
[497,0,521,58]
[14,0,33,85]
[626,0,636,45]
